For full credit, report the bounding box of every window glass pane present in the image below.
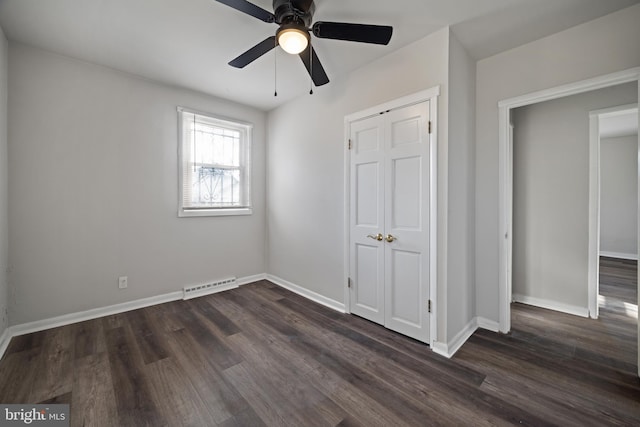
[191,167,240,207]
[193,123,239,167]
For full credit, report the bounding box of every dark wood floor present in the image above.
[0,259,638,426]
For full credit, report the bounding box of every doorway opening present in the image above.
[498,67,640,375]
[592,104,638,319]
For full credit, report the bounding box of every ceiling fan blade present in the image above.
[214,0,275,23]
[229,36,277,68]
[299,45,329,87]
[312,22,393,45]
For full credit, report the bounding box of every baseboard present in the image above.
[432,318,478,359]
[237,273,267,286]
[600,251,638,261]
[431,341,450,358]
[0,327,10,361]
[266,274,346,314]
[476,316,500,332]
[513,294,589,318]
[431,316,501,359]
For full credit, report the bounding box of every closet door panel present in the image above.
[349,115,385,324]
[384,101,431,343]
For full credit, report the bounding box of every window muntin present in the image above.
[179,108,252,216]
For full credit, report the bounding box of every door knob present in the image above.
[367,233,384,241]
[385,234,397,243]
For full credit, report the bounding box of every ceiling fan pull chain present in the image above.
[309,44,314,95]
[274,39,278,97]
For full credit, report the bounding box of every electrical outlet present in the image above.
[118,276,128,289]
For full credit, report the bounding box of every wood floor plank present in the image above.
[28,326,74,403]
[222,362,290,426]
[3,330,46,357]
[101,312,128,331]
[0,347,42,403]
[144,358,220,427]
[163,327,253,424]
[123,309,171,365]
[190,297,241,337]
[225,332,348,426]
[72,318,107,360]
[104,326,164,427]
[137,300,187,334]
[39,392,72,405]
[218,408,267,427]
[71,352,118,427]
[172,304,242,370]
[303,365,411,427]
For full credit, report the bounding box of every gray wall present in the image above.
[600,134,638,258]
[512,83,637,308]
[8,43,267,325]
[267,28,456,344]
[0,26,8,336]
[447,30,476,340]
[475,4,640,322]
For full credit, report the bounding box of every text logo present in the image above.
[0,405,69,426]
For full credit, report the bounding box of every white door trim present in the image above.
[497,67,640,337]
[344,86,440,347]
[588,103,638,319]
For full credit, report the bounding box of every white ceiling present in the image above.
[0,0,638,111]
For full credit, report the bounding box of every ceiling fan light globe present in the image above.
[278,28,309,54]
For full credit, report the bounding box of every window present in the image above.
[178,107,252,217]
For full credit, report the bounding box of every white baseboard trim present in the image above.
[600,251,638,261]
[431,341,450,358]
[0,327,10,361]
[266,274,346,314]
[237,273,267,286]
[476,316,500,332]
[432,318,477,359]
[447,319,478,357]
[513,294,589,318]
[432,316,501,359]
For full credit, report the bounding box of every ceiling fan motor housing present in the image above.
[273,0,314,27]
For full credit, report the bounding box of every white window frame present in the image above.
[178,107,253,217]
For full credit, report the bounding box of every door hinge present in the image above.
[348,139,352,150]
[428,121,432,134]
[347,277,352,288]
[428,300,432,313]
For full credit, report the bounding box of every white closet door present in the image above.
[349,115,386,324]
[349,101,431,344]
[383,101,431,342]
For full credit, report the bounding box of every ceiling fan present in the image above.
[214,0,393,87]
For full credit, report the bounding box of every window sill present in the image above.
[179,207,253,218]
